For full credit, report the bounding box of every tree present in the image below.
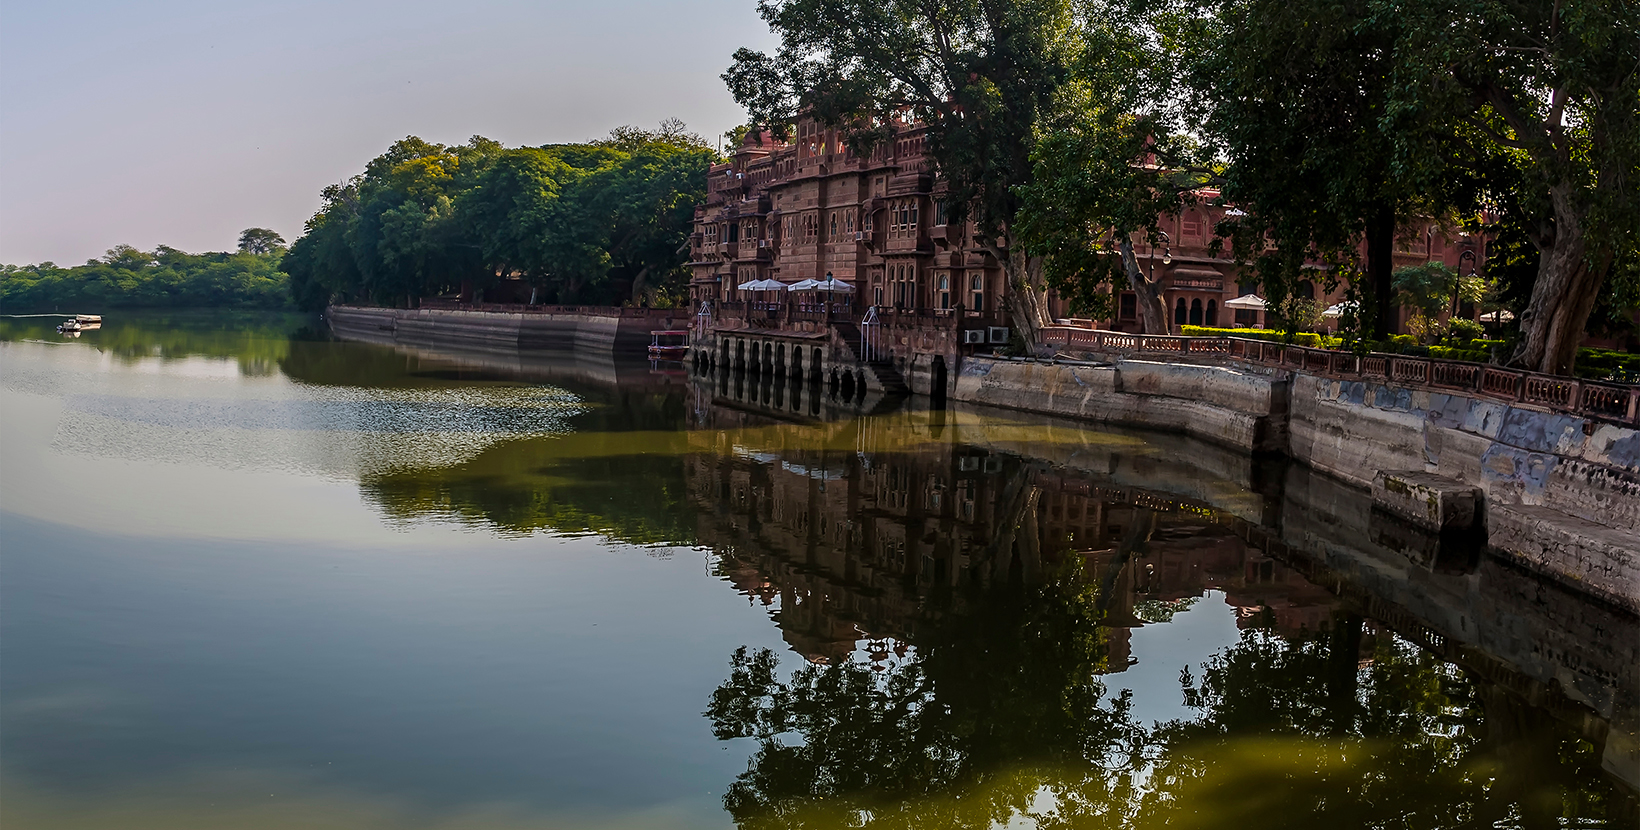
[723,0,1083,345]
[286,127,709,308]
[237,227,286,255]
[1193,0,1456,341]
[1392,262,1485,342]
[1016,4,1218,336]
[1385,0,1640,374]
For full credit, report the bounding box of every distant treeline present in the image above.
[1,229,292,311]
[282,121,716,311]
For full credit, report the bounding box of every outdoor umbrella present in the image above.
[1224,294,1267,310]
[787,278,822,291]
[1321,302,1358,318]
[816,276,855,293]
[736,278,761,291]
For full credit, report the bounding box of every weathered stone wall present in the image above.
[950,356,1286,452]
[953,354,1640,610]
[1290,375,1640,533]
[326,305,686,355]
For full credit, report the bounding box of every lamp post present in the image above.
[1150,231,1171,327]
[1452,249,1478,318]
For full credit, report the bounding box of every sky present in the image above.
[0,0,778,266]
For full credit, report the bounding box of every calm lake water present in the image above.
[2,311,1634,829]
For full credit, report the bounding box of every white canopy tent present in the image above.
[1321,301,1358,319]
[1224,294,1267,310]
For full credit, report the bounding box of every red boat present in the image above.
[648,330,689,359]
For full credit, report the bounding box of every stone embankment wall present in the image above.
[952,355,1640,612]
[952,357,1288,453]
[326,305,689,354]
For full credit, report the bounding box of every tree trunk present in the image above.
[995,244,1050,348]
[1365,205,1395,340]
[1119,239,1171,335]
[1512,184,1601,376]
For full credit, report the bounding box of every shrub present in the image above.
[1179,325,1323,347]
[1446,318,1485,342]
[1575,349,1640,383]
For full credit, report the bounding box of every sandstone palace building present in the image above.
[687,116,1490,396]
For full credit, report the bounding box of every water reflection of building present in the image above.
[684,415,1340,666]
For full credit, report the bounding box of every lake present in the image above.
[1,311,1633,829]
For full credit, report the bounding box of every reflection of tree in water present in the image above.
[1,310,312,375]
[705,463,1630,830]
[708,558,1145,830]
[1133,614,1627,829]
[710,602,1627,829]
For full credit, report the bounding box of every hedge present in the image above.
[1178,325,1325,348]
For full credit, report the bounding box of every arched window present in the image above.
[1175,298,1188,325]
[1206,299,1218,326]
[1298,280,1316,300]
[1190,298,1203,326]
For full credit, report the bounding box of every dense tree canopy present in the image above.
[282,123,715,310]
[1189,0,1637,366]
[726,0,1637,370]
[1,239,292,311]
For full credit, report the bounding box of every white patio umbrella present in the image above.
[736,278,761,291]
[1224,294,1267,310]
[787,278,822,291]
[816,275,855,293]
[748,278,789,291]
[1321,301,1358,318]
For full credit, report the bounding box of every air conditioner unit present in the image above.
[987,326,1010,344]
[959,457,980,472]
[962,329,986,344]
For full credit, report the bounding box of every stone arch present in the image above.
[789,344,803,379]
[811,347,823,382]
[1189,298,1203,326]
[931,355,948,401]
[1206,299,1218,327]
[735,339,745,371]
[1174,297,1188,326]
[775,343,786,377]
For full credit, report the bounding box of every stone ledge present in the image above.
[1371,470,1481,532]
[1488,504,1640,613]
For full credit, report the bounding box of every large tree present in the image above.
[1386,0,1640,375]
[1016,2,1217,336]
[723,0,1082,344]
[1192,0,1439,340]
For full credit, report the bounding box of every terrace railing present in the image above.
[1040,326,1640,426]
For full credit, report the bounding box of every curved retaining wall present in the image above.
[951,357,1289,453]
[952,354,1640,612]
[326,305,690,354]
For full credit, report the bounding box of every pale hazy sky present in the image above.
[0,0,777,265]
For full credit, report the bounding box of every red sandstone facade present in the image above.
[689,120,1007,316]
[691,116,1490,337]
